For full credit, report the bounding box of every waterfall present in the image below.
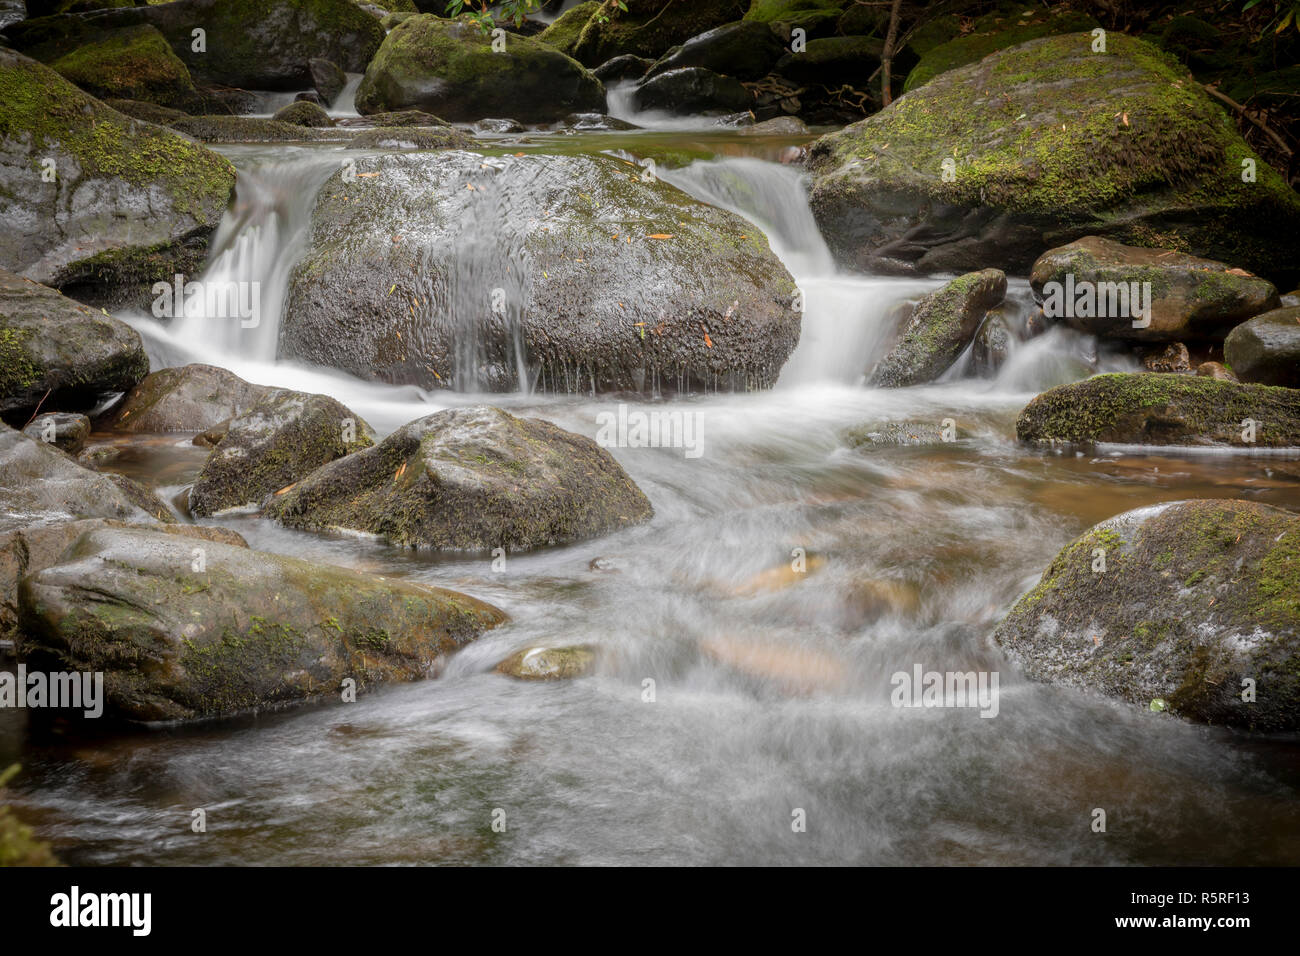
[327,74,362,117]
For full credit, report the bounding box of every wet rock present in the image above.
[345,126,477,149]
[99,364,270,433]
[632,67,754,114]
[295,91,323,105]
[280,150,800,394]
[701,633,847,695]
[740,115,809,135]
[868,269,1006,387]
[1140,342,1192,374]
[0,423,173,536]
[808,34,1300,283]
[264,405,653,551]
[537,1,600,58]
[0,271,150,417]
[1016,373,1300,447]
[356,15,604,123]
[773,35,881,87]
[1224,307,1300,388]
[471,117,525,134]
[1030,237,1279,343]
[169,115,342,142]
[0,50,235,304]
[104,98,189,126]
[48,23,199,109]
[273,100,334,127]
[309,56,346,104]
[592,53,653,83]
[16,524,506,722]
[566,0,748,67]
[971,308,1015,376]
[993,499,1300,732]
[22,413,90,454]
[645,20,785,81]
[1195,360,1237,382]
[189,389,374,516]
[344,109,450,127]
[551,112,638,132]
[496,644,596,680]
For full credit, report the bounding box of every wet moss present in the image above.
[0,328,41,398]
[49,24,197,108]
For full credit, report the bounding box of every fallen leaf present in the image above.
[646,234,674,239]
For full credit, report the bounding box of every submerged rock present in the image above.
[16,525,506,722]
[1016,373,1300,447]
[868,269,1006,387]
[0,49,235,305]
[993,499,1300,732]
[807,33,1300,283]
[264,405,653,551]
[1224,307,1300,388]
[99,364,269,433]
[189,389,374,516]
[0,270,149,416]
[496,644,597,680]
[280,150,800,394]
[1030,237,1279,343]
[356,15,604,123]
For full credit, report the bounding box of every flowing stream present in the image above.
[5,131,1300,866]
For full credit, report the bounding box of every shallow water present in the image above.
[6,130,1300,866]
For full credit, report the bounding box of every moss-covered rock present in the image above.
[773,34,880,87]
[103,98,189,126]
[993,499,1300,732]
[537,0,599,57]
[344,125,477,149]
[1224,306,1300,388]
[356,15,604,122]
[808,33,1300,284]
[264,405,653,551]
[744,0,844,39]
[903,8,1097,92]
[189,389,374,516]
[868,269,1006,387]
[645,19,785,81]
[345,109,450,127]
[49,24,198,109]
[169,115,345,142]
[569,0,748,66]
[99,364,270,433]
[273,100,335,127]
[280,150,800,394]
[496,644,597,680]
[1030,237,1280,343]
[0,270,149,417]
[1016,372,1300,447]
[0,50,235,299]
[631,66,754,114]
[16,524,506,722]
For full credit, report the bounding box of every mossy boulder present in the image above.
[537,0,600,57]
[49,24,198,109]
[189,389,375,516]
[0,50,235,300]
[5,0,385,90]
[344,126,477,149]
[569,0,749,67]
[99,364,270,433]
[0,423,174,538]
[356,15,604,123]
[868,269,1006,387]
[743,0,845,39]
[496,644,597,680]
[0,270,149,417]
[103,98,189,126]
[993,499,1300,732]
[16,524,506,722]
[273,100,335,128]
[264,405,653,551]
[1223,307,1300,388]
[280,150,800,394]
[345,109,450,127]
[773,35,881,87]
[903,8,1097,92]
[645,20,785,81]
[169,115,344,142]
[631,66,754,114]
[807,33,1300,284]
[1030,237,1280,343]
[1016,372,1300,447]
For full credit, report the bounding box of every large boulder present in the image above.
[1224,307,1300,388]
[0,50,235,306]
[0,423,173,537]
[188,388,374,516]
[355,15,604,123]
[3,0,384,90]
[537,0,600,58]
[631,66,754,114]
[772,35,881,87]
[279,150,800,394]
[645,20,785,81]
[868,269,1006,387]
[807,33,1300,284]
[264,405,653,551]
[48,24,199,109]
[1031,237,1279,343]
[0,270,149,417]
[1016,373,1300,447]
[16,524,506,722]
[565,0,748,67]
[98,364,270,433]
[993,499,1300,732]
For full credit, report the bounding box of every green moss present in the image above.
[0,327,40,398]
[49,24,197,108]
[538,1,600,57]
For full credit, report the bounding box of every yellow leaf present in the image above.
[646,233,674,239]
